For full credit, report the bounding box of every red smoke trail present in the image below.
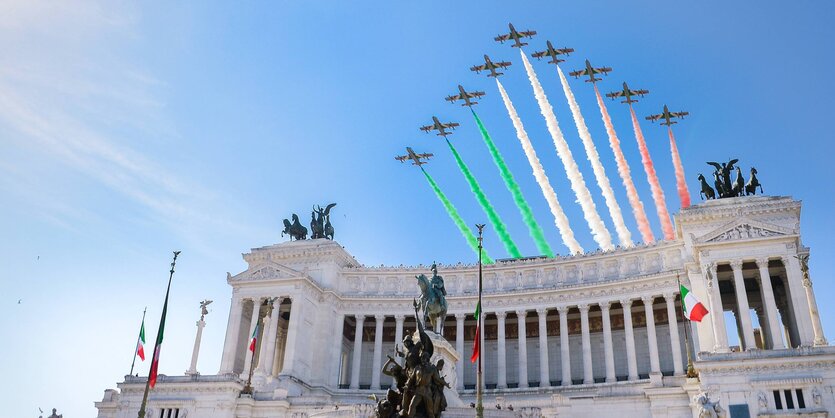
[594,86,655,244]
[668,127,691,208]
[629,106,675,241]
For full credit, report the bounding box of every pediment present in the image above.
[696,217,794,244]
[229,262,305,282]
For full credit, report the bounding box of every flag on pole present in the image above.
[680,284,709,322]
[249,323,259,352]
[148,260,177,389]
[470,301,481,363]
[135,318,146,361]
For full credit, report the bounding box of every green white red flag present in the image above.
[148,282,173,388]
[249,323,259,352]
[135,318,146,361]
[470,301,481,363]
[681,284,709,322]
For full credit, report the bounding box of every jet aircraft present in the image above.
[531,40,574,65]
[645,105,689,126]
[419,116,459,137]
[568,59,612,83]
[470,55,512,78]
[606,82,649,104]
[395,147,434,166]
[494,23,537,48]
[445,85,486,107]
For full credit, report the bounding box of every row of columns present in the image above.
[218,296,295,378]
[342,293,684,391]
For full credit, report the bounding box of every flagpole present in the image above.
[138,251,181,418]
[130,307,148,376]
[475,224,485,418]
[677,275,698,379]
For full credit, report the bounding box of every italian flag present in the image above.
[681,284,709,322]
[135,318,146,361]
[149,282,173,388]
[470,301,480,363]
[249,323,259,352]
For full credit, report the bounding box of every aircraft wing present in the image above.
[416,153,433,159]
[568,69,588,78]
[468,91,486,99]
[494,34,512,42]
[605,91,625,99]
[442,122,460,129]
[419,125,433,132]
[593,66,613,75]
[470,64,488,72]
[395,155,408,162]
[445,94,461,103]
[495,61,512,69]
[671,111,689,118]
[634,89,649,96]
[531,50,548,59]
[645,114,663,122]
[519,30,537,37]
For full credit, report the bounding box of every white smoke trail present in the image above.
[593,85,655,244]
[496,79,583,255]
[551,58,633,248]
[519,52,614,251]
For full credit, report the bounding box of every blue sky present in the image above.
[1,1,834,416]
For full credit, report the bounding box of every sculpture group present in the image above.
[374,265,451,418]
[698,159,763,200]
[281,203,336,241]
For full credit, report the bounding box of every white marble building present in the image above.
[96,196,835,418]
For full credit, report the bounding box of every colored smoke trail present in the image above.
[421,167,494,264]
[555,62,633,248]
[668,127,691,208]
[629,106,675,240]
[593,85,655,244]
[495,80,583,255]
[519,51,614,251]
[445,138,522,259]
[472,110,554,258]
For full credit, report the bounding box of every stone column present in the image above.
[496,311,508,389]
[185,317,206,375]
[275,324,287,375]
[730,260,756,350]
[536,308,550,388]
[516,310,529,388]
[219,296,243,374]
[797,258,828,346]
[280,297,301,377]
[756,258,786,349]
[330,313,345,388]
[255,309,272,375]
[663,293,683,375]
[242,297,263,377]
[371,315,385,390]
[349,315,364,390]
[600,302,616,383]
[579,304,593,384]
[782,255,813,345]
[621,299,638,380]
[558,306,571,386]
[705,263,729,352]
[394,315,406,390]
[643,296,661,374]
[454,314,465,391]
[257,298,281,375]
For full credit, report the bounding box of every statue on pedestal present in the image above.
[415,263,448,335]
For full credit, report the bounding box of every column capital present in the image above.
[495,311,507,320]
[557,305,570,314]
[641,295,655,305]
[578,303,590,313]
[515,309,528,318]
[729,259,744,271]
[395,314,406,322]
[620,298,633,308]
[355,315,366,324]
[600,301,612,312]
[536,308,548,316]
[454,313,466,321]
[374,314,386,321]
[780,255,791,265]
[755,257,771,267]
[662,292,676,302]
[703,262,717,274]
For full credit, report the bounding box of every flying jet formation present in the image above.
[530,40,574,65]
[606,82,649,104]
[470,54,512,78]
[419,116,459,137]
[645,105,689,126]
[494,23,537,48]
[568,59,612,83]
[395,147,434,166]
[445,85,486,107]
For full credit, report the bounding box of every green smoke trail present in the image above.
[421,167,494,264]
[445,138,522,259]
[471,110,554,258]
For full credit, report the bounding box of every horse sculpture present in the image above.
[698,174,715,200]
[282,214,308,240]
[732,166,745,197]
[745,167,763,195]
[415,273,447,335]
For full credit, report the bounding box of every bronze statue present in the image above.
[282,214,308,241]
[697,174,715,200]
[732,166,744,197]
[708,159,738,198]
[199,299,213,320]
[309,203,337,240]
[745,167,763,195]
[415,263,448,334]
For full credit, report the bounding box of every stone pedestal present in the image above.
[425,330,464,408]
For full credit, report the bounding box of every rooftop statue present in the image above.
[698,160,763,200]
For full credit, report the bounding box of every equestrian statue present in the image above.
[415,263,448,335]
